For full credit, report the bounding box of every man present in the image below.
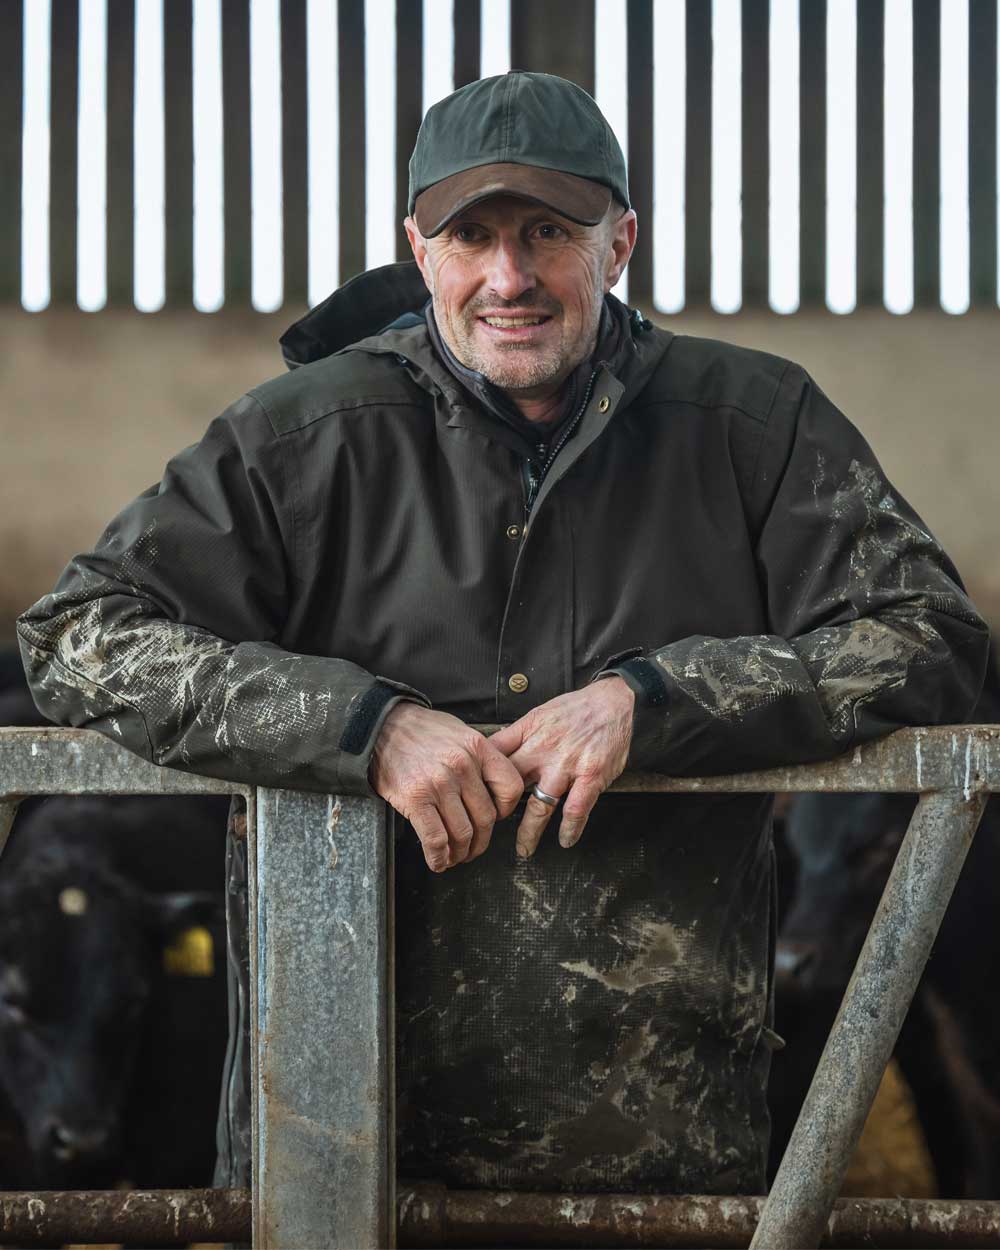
[18,72,988,1195]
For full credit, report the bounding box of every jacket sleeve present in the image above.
[606,364,990,775]
[15,393,429,795]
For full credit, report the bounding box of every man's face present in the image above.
[405,196,636,397]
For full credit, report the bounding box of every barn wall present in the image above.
[2,306,998,647]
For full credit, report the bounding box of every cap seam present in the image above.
[502,72,515,162]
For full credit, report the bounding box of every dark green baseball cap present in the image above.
[409,71,630,238]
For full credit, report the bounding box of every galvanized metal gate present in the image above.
[1,723,999,1248]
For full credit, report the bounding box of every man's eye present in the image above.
[453,225,484,243]
[534,224,566,241]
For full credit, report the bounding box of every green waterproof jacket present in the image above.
[18,263,989,1194]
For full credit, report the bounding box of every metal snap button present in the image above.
[508,673,529,693]
[598,395,611,413]
[506,524,521,540]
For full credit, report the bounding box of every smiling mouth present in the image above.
[479,314,553,329]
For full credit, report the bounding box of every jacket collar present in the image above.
[280,262,674,452]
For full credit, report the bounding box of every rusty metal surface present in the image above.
[395,1186,1000,1248]
[0,725,244,798]
[252,789,395,1249]
[752,787,990,1249]
[0,1187,251,1244]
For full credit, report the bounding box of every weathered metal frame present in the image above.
[0,723,997,1249]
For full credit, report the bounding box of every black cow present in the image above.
[769,656,1000,1196]
[0,794,230,1189]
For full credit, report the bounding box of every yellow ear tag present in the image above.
[163,926,214,978]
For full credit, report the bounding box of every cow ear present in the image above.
[147,891,223,938]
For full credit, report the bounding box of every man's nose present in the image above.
[486,241,535,302]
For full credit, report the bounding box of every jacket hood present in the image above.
[280,263,431,369]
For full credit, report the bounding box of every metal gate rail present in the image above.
[1,723,998,1249]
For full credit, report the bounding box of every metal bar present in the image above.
[857,0,883,305]
[0,727,243,798]
[397,1186,1000,1249]
[799,0,827,306]
[510,0,595,93]
[685,0,712,306]
[106,0,135,304]
[0,1187,251,1245]
[222,0,251,303]
[252,789,394,1249]
[395,0,422,263]
[3,1185,1000,1248]
[453,0,481,89]
[0,799,19,859]
[912,0,941,307]
[338,0,366,283]
[625,0,653,308]
[281,0,309,304]
[741,0,769,307]
[0,0,23,302]
[752,788,989,1249]
[164,0,194,305]
[3,724,1000,799]
[49,0,79,305]
[969,0,997,306]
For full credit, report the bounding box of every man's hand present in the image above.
[371,703,525,872]
[489,677,635,858]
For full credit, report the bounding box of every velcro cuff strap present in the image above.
[340,681,402,756]
[616,656,669,708]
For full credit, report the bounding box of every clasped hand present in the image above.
[370,678,635,871]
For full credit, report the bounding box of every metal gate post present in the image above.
[251,790,394,1249]
[752,787,988,1250]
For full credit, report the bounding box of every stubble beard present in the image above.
[439,282,604,394]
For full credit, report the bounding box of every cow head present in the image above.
[777,791,916,999]
[0,841,218,1186]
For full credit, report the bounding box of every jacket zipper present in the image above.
[523,365,603,518]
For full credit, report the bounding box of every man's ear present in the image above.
[604,209,638,293]
[404,216,434,293]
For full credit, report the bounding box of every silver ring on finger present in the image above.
[531,783,561,808]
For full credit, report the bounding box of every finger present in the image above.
[557,776,605,849]
[460,771,501,862]
[410,805,451,873]
[487,720,526,757]
[478,743,526,818]
[438,791,476,866]
[515,779,566,859]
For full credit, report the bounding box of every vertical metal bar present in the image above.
[685,0,712,306]
[453,0,481,89]
[222,0,251,304]
[912,0,941,306]
[338,0,366,283]
[510,0,595,92]
[50,0,79,304]
[107,0,135,305]
[800,0,826,305]
[857,0,883,305]
[0,0,24,302]
[626,0,653,307]
[395,0,422,261]
[164,0,194,305]
[0,801,21,860]
[281,0,308,305]
[741,0,769,306]
[252,789,394,1250]
[969,0,997,305]
[752,788,988,1250]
